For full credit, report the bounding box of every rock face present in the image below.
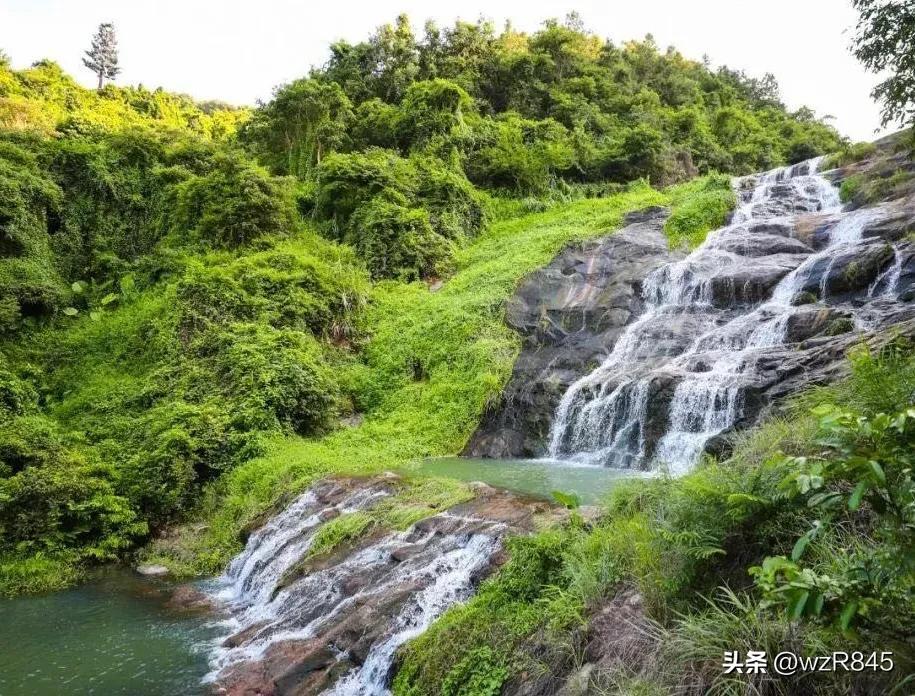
[468,159,915,465]
[465,207,681,457]
[206,476,555,696]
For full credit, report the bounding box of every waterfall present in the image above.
[548,157,899,473]
[217,486,391,610]
[868,247,904,299]
[204,482,507,694]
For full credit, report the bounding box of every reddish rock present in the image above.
[167,584,217,614]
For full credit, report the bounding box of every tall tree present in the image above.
[242,79,353,177]
[851,0,915,131]
[83,23,120,89]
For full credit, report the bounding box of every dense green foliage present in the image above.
[394,344,915,695]
[0,18,909,695]
[240,13,841,278]
[0,60,372,592]
[0,58,246,137]
[0,14,847,612]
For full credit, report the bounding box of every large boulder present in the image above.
[705,253,807,308]
[465,207,680,458]
[792,242,895,299]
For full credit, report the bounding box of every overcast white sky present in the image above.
[0,0,890,141]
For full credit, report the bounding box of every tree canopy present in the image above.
[83,23,121,90]
[852,0,915,131]
[238,13,842,279]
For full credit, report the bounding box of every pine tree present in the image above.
[82,23,120,90]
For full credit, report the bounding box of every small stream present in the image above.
[0,461,631,696]
[0,568,217,696]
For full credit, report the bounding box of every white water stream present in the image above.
[205,483,503,695]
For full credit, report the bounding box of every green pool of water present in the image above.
[402,457,650,505]
[0,568,218,696]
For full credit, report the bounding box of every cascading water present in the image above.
[218,486,391,610]
[203,479,511,695]
[548,157,903,473]
[324,531,499,696]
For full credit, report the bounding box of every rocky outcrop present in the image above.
[499,588,657,696]
[465,207,680,457]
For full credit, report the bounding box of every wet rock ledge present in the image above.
[467,186,915,462]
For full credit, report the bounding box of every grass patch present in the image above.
[0,552,82,597]
[307,477,474,561]
[822,141,878,170]
[663,174,736,249]
[308,511,376,559]
[840,174,863,203]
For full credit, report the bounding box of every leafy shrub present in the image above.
[176,238,368,339]
[0,137,66,322]
[201,323,340,433]
[314,149,482,278]
[398,79,473,147]
[823,141,878,169]
[0,363,38,418]
[349,198,451,280]
[785,136,826,164]
[439,647,507,696]
[465,113,575,193]
[240,78,352,177]
[0,415,146,558]
[839,174,863,203]
[170,153,297,248]
[315,148,417,223]
[751,402,915,633]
